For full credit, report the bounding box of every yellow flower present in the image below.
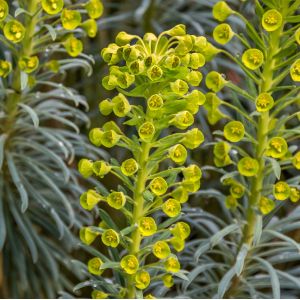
[292,151,300,169]
[78,158,93,178]
[204,93,225,125]
[121,158,138,176]
[273,181,290,201]
[64,35,83,57]
[91,290,108,299]
[88,257,104,275]
[169,236,184,252]
[3,20,25,43]
[182,179,200,192]
[213,23,234,45]
[92,160,111,177]
[185,90,206,106]
[42,0,64,15]
[0,0,8,22]
[170,79,189,95]
[164,256,180,273]
[164,54,181,70]
[171,222,191,240]
[61,9,82,30]
[135,270,150,290]
[162,274,174,288]
[138,217,157,236]
[80,227,99,245]
[189,53,205,69]
[80,189,102,210]
[85,0,103,19]
[99,99,114,116]
[237,157,259,177]
[262,9,282,32]
[230,183,245,199]
[259,197,275,215]
[101,130,120,148]
[171,187,188,203]
[242,48,264,70]
[101,229,120,248]
[81,19,98,38]
[0,60,11,78]
[120,255,139,274]
[213,141,232,167]
[107,191,126,209]
[101,43,122,65]
[224,121,245,143]
[171,111,194,130]
[138,122,155,142]
[212,1,233,21]
[18,56,39,74]
[112,93,131,117]
[225,195,238,210]
[185,70,203,86]
[166,24,186,36]
[128,59,145,75]
[152,241,171,259]
[147,64,163,81]
[290,59,300,82]
[169,144,187,165]
[149,177,168,196]
[147,94,164,111]
[89,128,103,146]
[290,187,300,203]
[162,199,181,218]
[182,164,202,182]
[266,137,288,158]
[181,128,204,149]
[255,93,274,112]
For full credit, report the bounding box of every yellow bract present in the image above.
[273,181,290,201]
[64,35,83,57]
[162,199,181,218]
[292,151,300,169]
[81,19,98,38]
[171,222,190,240]
[212,1,233,21]
[242,48,264,70]
[101,229,120,248]
[91,290,108,299]
[262,9,282,32]
[138,122,155,142]
[266,137,288,159]
[237,157,259,177]
[259,197,275,215]
[80,189,102,210]
[224,121,245,143]
[61,9,82,30]
[18,56,39,74]
[80,227,99,245]
[205,71,227,92]
[4,20,25,43]
[213,23,234,45]
[152,241,171,259]
[138,217,157,236]
[42,0,64,15]
[162,274,174,288]
[290,59,300,82]
[225,195,238,210]
[164,256,180,273]
[86,0,103,19]
[120,255,139,274]
[135,270,150,290]
[169,144,187,165]
[88,257,104,275]
[290,188,300,203]
[181,128,204,149]
[121,158,138,176]
[149,177,168,196]
[107,191,126,209]
[92,160,111,177]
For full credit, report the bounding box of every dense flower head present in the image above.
[238,157,259,177]
[88,257,104,275]
[80,189,102,210]
[262,9,282,32]
[80,227,99,245]
[0,60,12,78]
[135,270,151,290]
[292,151,300,169]
[164,256,180,273]
[18,56,39,74]
[273,181,290,201]
[4,20,25,43]
[86,0,103,19]
[64,35,83,57]
[42,0,64,15]
[290,59,300,82]
[266,137,288,158]
[107,191,126,209]
[224,121,245,142]
[162,199,181,217]
[78,158,93,178]
[101,229,120,248]
[121,158,139,176]
[213,23,234,45]
[138,217,157,236]
[120,255,139,274]
[150,177,168,196]
[0,0,8,22]
[152,241,171,259]
[242,48,264,70]
[212,1,233,21]
[259,197,275,215]
[256,93,274,112]
[61,9,82,30]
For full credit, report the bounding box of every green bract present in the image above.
[212,1,233,21]
[135,270,150,290]
[85,0,103,19]
[205,71,227,92]
[164,256,180,273]
[107,191,126,209]
[152,241,171,259]
[273,181,290,201]
[18,56,39,74]
[80,227,99,245]
[290,59,300,81]
[120,255,139,274]
[121,158,139,176]
[162,199,181,217]
[101,229,120,248]
[88,257,104,276]
[224,121,245,142]
[138,217,157,236]
[64,35,83,57]
[266,137,288,159]
[80,189,102,210]
[259,197,275,215]
[255,93,274,112]
[149,177,168,196]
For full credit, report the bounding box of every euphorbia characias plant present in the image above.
[77,24,218,298]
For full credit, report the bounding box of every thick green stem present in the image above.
[126,142,151,299]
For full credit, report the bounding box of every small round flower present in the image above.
[88,257,104,275]
[169,144,187,165]
[92,161,111,177]
[186,71,203,86]
[117,72,135,89]
[242,48,264,70]
[164,256,180,273]
[4,20,25,43]
[182,179,200,193]
[80,227,99,245]
[81,19,98,38]
[138,217,157,236]
[170,79,189,95]
[138,122,155,142]
[101,43,121,64]
[128,60,145,75]
[115,31,136,46]
[170,236,185,252]
[256,93,274,112]
[64,35,83,57]
[290,187,300,203]
[213,141,231,159]
[147,94,164,111]
[112,93,131,117]
[124,46,141,62]
[262,9,282,32]
[149,177,168,196]
[135,270,150,290]
[121,158,138,176]
[171,187,189,203]
[120,255,139,274]
[166,24,186,36]
[18,56,39,74]
[290,59,300,82]
[61,9,82,30]
[182,164,202,182]
[85,0,103,19]
[185,90,206,106]
[189,53,205,69]
[266,137,288,158]
[78,158,93,178]
[89,128,103,146]
[0,60,11,78]
[164,54,181,70]
[101,130,120,148]
[259,197,275,215]
[42,0,64,15]
[237,157,259,177]
[213,23,234,45]
[107,191,126,209]
[230,183,245,199]
[181,128,204,149]
[273,181,290,201]
[162,199,181,218]
[152,241,171,259]
[295,28,300,45]
[225,195,238,210]
[162,274,174,288]
[91,290,108,299]
[171,111,194,130]
[212,1,233,21]
[292,151,300,169]
[224,121,245,143]
[80,190,102,210]
[147,65,163,81]
[205,71,227,93]
[0,0,8,22]
[175,35,194,55]
[101,229,120,248]
[171,222,191,240]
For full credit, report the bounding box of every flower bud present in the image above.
[259,197,275,215]
[290,59,300,82]
[170,79,189,95]
[107,191,126,209]
[0,0,8,22]
[290,187,300,203]
[189,53,205,69]
[164,54,181,70]
[262,9,282,32]
[171,222,190,240]
[149,177,168,196]
[152,241,171,259]
[92,160,111,177]
[147,64,163,81]
[91,290,108,299]
[212,1,233,21]
[61,9,81,30]
[266,137,288,158]
[225,195,238,210]
[143,33,157,43]
[147,94,164,111]
[164,256,180,273]
[88,257,104,275]
[18,56,39,74]
[85,0,103,19]
[205,71,227,92]
[64,35,83,57]
[166,24,186,36]
[162,199,181,218]
[138,217,157,236]
[171,111,194,130]
[78,158,93,178]
[237,157,259,177]
[183,164,202,182]
[255,93,274,112]
[224,121,245,143]
[242,48,264,70]
[81,19,98,38]
[4,20,25,43]
[162,274,174,288]
[128,59,145,75]
[80,227,99,245]
[80,189,102,210]
[42,0,64,15]
[186,71,203,86]
[120,255,139,274]
[292,151,300,169]
[101,130,120,148]
[101,229,120,248]
[0,60,11,78]
[112,93,131,117]
[121,158,138,176]
[181,128,204,149]
[169,144,187,165]
[138,122,155,142]
[169,237,184,252]
[135,270,150,290]
[115,31,136,46]
[101,43,122,64]
[171,187,189,203]
[273,181,290,201]
[89,128,103,146]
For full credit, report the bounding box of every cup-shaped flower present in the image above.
[85,0,103,19]
[189,53,205,69]
[78,158,93,178]
[101,44,121,65]
[171,111,194,130]
[91,291,108,299]
[61,9,82,30]
[266,137,288,158]
[115,31,136,46]
[242,48,264,70]
[213,23,234,45]
[290,59,300,82]
[121,158,138,176]
[42,0,64,15]
[4,20,25,43]
[230,183,245,198]
[224,121,245,142]
[101,130,120,148]
[101,229,120,248]
[80,189,102,210]
[212,1,233,21]
[89,128,103,146]
[170,79,189,95]
[290,188,300,203]
[164,256,180,273]
[171,222,191,240]
[18,56,39,74]
[123,46,141,62]
[181,128,204,149]
[147,65,163,81]
[166,24,186,36]
[237,157,259,177]
[149,177,168,196]
[120,255,139,274]
[213,142,232,168]
[99,99,114,116]
[92,161,111,177]
[164,54,181,70]
[80,227,99,245]
[273,181,290,201]
[175,35,194,55]
[193,36,207,52]
[292,151,300,169]
[186,71,203,86]
[81,19,98,38]
[64,35,83,57]
[107,191,126,209]
[112,93,131,117]
[204,92,225,125]
[138,122,155,142]
[135,270,150,290]
[256,93,274,112]
[152,241,171,259]
[0,60,11,78]
[138,217,157,236]
[147,94,164,111]
[225,195,238,210]
[182,179,200,192]
[169,144,187,165]
[185,90,206,106]
[262,9,282,32]
[205,71,227,92]
[162,274,174,288]
[296,28,300,45]
[128,60,145,75]
[88,257,104,275]
[162,199,181,218]
[259,197,275,215]
[171,187,188,203]
[182,164,202,182]
[0,0,8,22]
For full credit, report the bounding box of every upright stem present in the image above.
[126,142,151,299]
